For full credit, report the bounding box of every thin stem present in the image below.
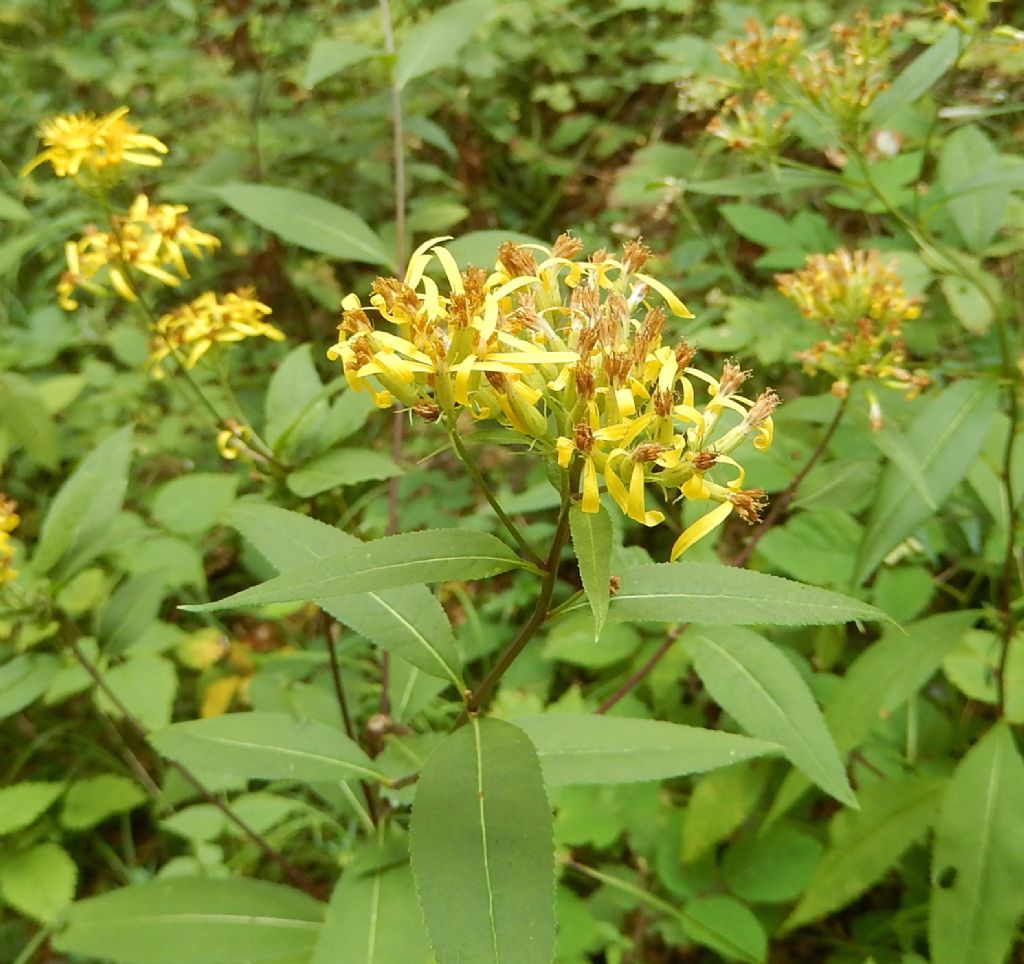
[462,476,574,718]
[731,394,849,568]
[62,626,319,896]
[595,625,686,715]
[447,418,545,568]
[323,621,380,825]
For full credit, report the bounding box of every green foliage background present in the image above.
[1,1,1023,962]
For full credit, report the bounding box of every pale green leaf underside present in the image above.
[225,504,463,687]
[513,714,779,787]
[607,562,888,627]
[690,628,855,806]
[150,712,385,786]
[54,877,323,964]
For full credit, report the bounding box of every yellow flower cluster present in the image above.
[710,12,904,150]
[790,12,904,135]
[0,494,20,585]
[149,288,283,372]
[21,107,168,179]
[59,194,220,310]
[329,236,777,558]
[718,15,804,88]
[777,248,928,398]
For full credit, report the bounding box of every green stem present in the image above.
[446,418,545,568]
[461,474,573,718]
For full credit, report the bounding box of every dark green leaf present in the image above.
[286,448,402,498]
[868,27,962,125]
[410,718,555,964]
[569,504,613,641]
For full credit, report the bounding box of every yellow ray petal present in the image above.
[670,501,733,560]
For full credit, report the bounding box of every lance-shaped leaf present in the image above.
[856,379,999,584]
[150,712,385,785]
[569,503,613,641]
[214,183,393,269]
[689,628,855,807]
[53,877,324,964]
[867,26,962,125]
[313,859,429,964]
[930,723,1024,964]
[605,563,888,627]
[393,0,492,89]
[513,714,779,787]
[783,776,945,932]
[226,504,463,688]
[33,426,133,577]
[410,718,555,964]
[185,528,527,613]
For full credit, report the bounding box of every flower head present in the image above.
[0,494,20,584]
[59,194,220,310]
[149,288,283,373]
[21,107,168,179]
[777,247,928,398]
[329,235,777,558]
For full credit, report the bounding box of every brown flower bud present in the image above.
[730,488,768,524]
[573,421,595,453]
[498,241,539,278]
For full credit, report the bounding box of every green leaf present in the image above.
[443,230,545,267]
[53,877,324,963]
[930,723,1024,964]
[720,203,797,250]
[682,894,766,964]
[569,504,613,641]
[287,448,402,498]
[689,628,855,806]
[393,0,493,89]
[410,717,555,964]
[768,610,979,823]
[312,861,430,964]
[152,473,238,536]
[98,571,169,656]
[263,344,329,456]
[186,528,527,613]
[606,563,888,627]
[512,714,778,787]
[0,372,58,467]
[856,380,999,583]
[60,775,147,831]
[0,189,30,222]
[868,27,962,125]
[0,654,58,721]
[684,168,838,198]
[870,425,938,510]
[0,782,65,836]
[941,274,995,334]
[304,38,377,88]
[33,426,133,577]
[150,711,385,785]
[942,629,1024,723]
[784,776,945,931]
[0,843,76,923]
[682,762,769,864]
[722,824,823,904]
[224,504,464,686]
[214,183,392,268]
[97,654,177,731]
[939,125,1007,253]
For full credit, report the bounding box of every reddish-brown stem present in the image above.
[596,626,687,715]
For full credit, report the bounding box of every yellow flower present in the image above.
[149,288,283,372]
[21,107,168,179]
[329,234,777,558]
[59,194,220,310]
[0,494,20,585]
[778,247,928,398]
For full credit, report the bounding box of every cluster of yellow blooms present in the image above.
[330,236,777,558]
[59,195,220,310]
[20,107,167,179]
[0,494,20,585]
[149,288,283,372]
[709,12,904,150]
[24,108,282,375]
[777,248,928,399]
